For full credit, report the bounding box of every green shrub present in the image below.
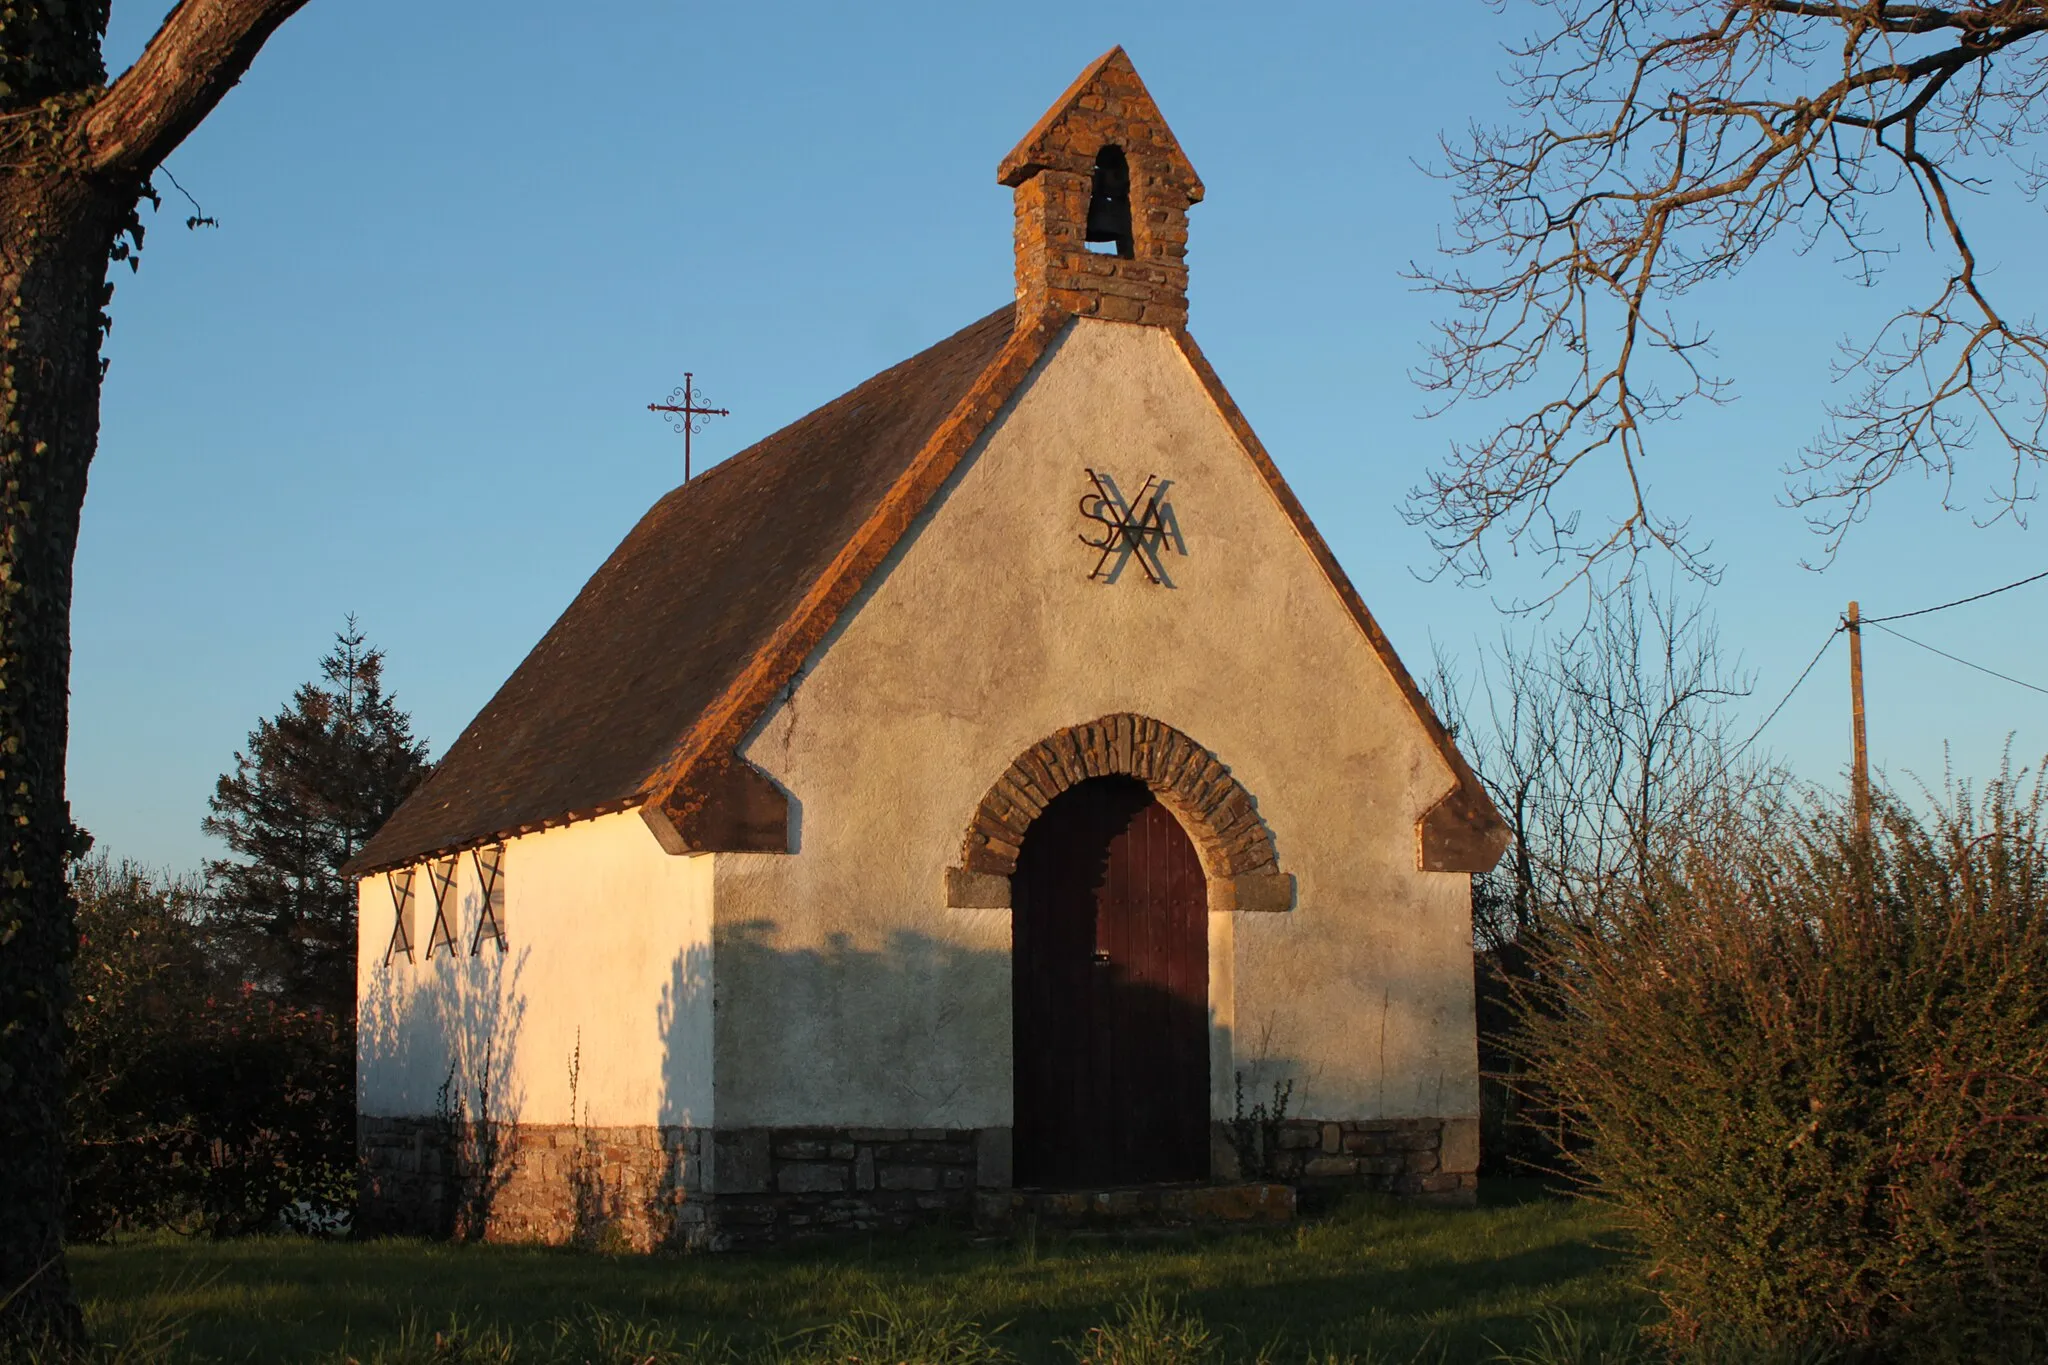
[1516,771,2048,1358]
[66,851,354,1238]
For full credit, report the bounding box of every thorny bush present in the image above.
[1515,766,2048,1358]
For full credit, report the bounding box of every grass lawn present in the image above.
[66,1184,1651,1364]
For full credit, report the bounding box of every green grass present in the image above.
[66,1185,1650,1364]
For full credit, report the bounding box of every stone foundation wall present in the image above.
[359,1118,999,1251]
[705,1126,1000,1250]
[1214,1117,1479,1201]
[359,1115,460,1239]
[358,1116,704,1250]
[361,1114,1476,1248]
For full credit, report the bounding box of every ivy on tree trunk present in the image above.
[0,0,310,1345]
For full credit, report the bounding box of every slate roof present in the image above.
[352,305,1019,873]
[353,300,1507,878]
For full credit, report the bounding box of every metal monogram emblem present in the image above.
[1078,469,1186,585]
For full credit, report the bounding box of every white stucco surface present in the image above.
[721,317,1478,1129]
[357,810,714,1128]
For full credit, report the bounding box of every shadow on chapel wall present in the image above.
[695,920,1012,1127]
[655,939,713,1129]
[358,942,530,1235]
[683,918,1312,1162]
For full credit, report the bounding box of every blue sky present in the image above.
[75,1,2047,873]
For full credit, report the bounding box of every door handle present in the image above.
[1092,950,1111,964]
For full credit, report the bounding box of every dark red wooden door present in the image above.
[1012,775,1209,1188]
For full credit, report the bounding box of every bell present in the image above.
[1085,146,1134,257]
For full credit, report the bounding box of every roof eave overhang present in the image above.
[341,795,651,880]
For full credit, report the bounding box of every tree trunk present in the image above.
[0,0,313,1342]
[0,172,123,1347]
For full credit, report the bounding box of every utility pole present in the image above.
[1847,600,1871,843]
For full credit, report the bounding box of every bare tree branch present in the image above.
[1413,0,2048,603]
[79,0,311,177]
[1430,583,1767,950]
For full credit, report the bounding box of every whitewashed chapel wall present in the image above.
[720,317,1478,1132]
[355,808,714,1130]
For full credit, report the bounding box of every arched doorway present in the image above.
[1012,775,1209,1187]
[946,713,1295,917]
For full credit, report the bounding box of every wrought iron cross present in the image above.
[648,371,730,482]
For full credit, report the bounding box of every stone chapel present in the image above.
[351,49,1508,1251]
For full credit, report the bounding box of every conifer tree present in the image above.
[203,620,430,1016]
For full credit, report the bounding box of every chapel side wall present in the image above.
[355,809,716,1242]
[356,809,713,1129]
[717,319,1479,1164]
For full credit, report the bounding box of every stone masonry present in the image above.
[706,1126,997,1251]
[947,712,1295,915]
[1214,1116,1479,1202]
[977,1181,1294,1232]
[360,1118,996,1251]
[1000,48,1202,329]
[359,1117,703,1250]
[362,1113,1476,1247]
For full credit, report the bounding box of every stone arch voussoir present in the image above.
[944,713,1294,913]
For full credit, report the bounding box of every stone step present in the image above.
[975,1181,1293,1232]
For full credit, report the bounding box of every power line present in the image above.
[1862,567,2048,624]
[1738,624,1843,754]
[1866,621,2048,698]
[1724,571,2044,775]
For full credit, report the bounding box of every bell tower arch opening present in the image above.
[1084,145,1135,258]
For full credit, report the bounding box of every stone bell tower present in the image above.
[1000,48,1205,328]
